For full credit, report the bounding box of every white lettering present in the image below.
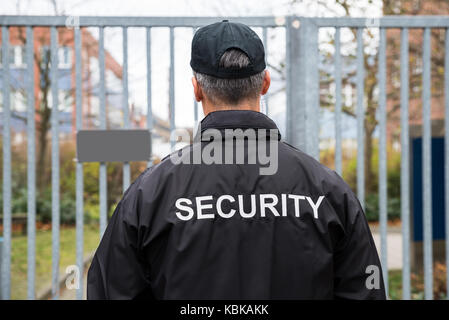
[281,194,287,217]
[306,196,325,219]
[260,194,280,217]
[217,195,236,218]
[174,194,325,221]
[238,194,257,218]
[288,194,305,217]
[196,195,214,219]
[175,198,194,221]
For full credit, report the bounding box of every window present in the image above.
[39,46,72,69]
[12,90,27,112]
[12,46,26,67]
[47,90,73,112]
[0,46,25,67]
[60,90,73,112]
[58,46,72,69]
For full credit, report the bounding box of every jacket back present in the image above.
[87,110,386,300]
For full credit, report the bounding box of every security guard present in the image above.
[87,20,386,300]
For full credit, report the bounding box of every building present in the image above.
[0,26,169,146]
[385,0,448,142]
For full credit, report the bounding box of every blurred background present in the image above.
[0,0,448,300]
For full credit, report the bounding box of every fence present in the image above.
[0,15,448,300]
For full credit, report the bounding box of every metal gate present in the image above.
[0,15,448,300]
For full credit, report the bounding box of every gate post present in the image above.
[286,17,319,160]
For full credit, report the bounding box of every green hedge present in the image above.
[1,187,93,225]
[365,193,401,222]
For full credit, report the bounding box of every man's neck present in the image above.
[202,100,260,116]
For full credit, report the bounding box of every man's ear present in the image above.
[192,76,203,102]
[261,70,271,96]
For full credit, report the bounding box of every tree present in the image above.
[288,0,383,194]
[13,26,99,191]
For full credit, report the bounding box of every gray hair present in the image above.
[193,49,265,105]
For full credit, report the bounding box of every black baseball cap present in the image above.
[190,20,266,79]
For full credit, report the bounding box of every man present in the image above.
[87,20,386,300]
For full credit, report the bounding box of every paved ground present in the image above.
[372,232,403,270]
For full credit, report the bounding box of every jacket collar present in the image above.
[196,110,281,141]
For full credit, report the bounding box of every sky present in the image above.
[0,0,383,157]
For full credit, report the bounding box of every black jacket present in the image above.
[87,110,386,300]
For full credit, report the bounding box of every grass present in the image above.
[389,269,410,300]
[388,268,447,300]
[11,224,100,300]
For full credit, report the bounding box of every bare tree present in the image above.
[10,0,116,193]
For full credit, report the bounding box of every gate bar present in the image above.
[169,27,175,151]
[356,28,365,209]
[146,27,153,167]
[50,26,60,300]
[0,16,281,28]
[422,27,433,300]
[313,16,449,28]
[5,15,449,28]
[289,18,319,157]
[400,27,411,300]
[122,27,130,192]
[99,27,107,237]
[285,16,293,144]
[378,27,388,297]
[26,25,36,300]
[1,25,11,300]
[334,27,342,176]
[75,26,84,300]
[304,21,319,160]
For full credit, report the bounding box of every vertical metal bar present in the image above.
[1,25,11,300]
[400,27,411,300]
[99,27,107,237]
[169,27,175,151]
[26,26,36,300]
[378,27,388,297]
[122,27,130,192]
[445,27,449,301]
[356,28,365,209]
[74,26,83,300]
[285,17,293,143]
[304,21,319,160]
[334,27,342,176]
[146,26,153,168]
[288,18,319,158]
[192,27,198,123]
[422,27,433,300]
[50,26,60,300]
[262,27,269,115]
